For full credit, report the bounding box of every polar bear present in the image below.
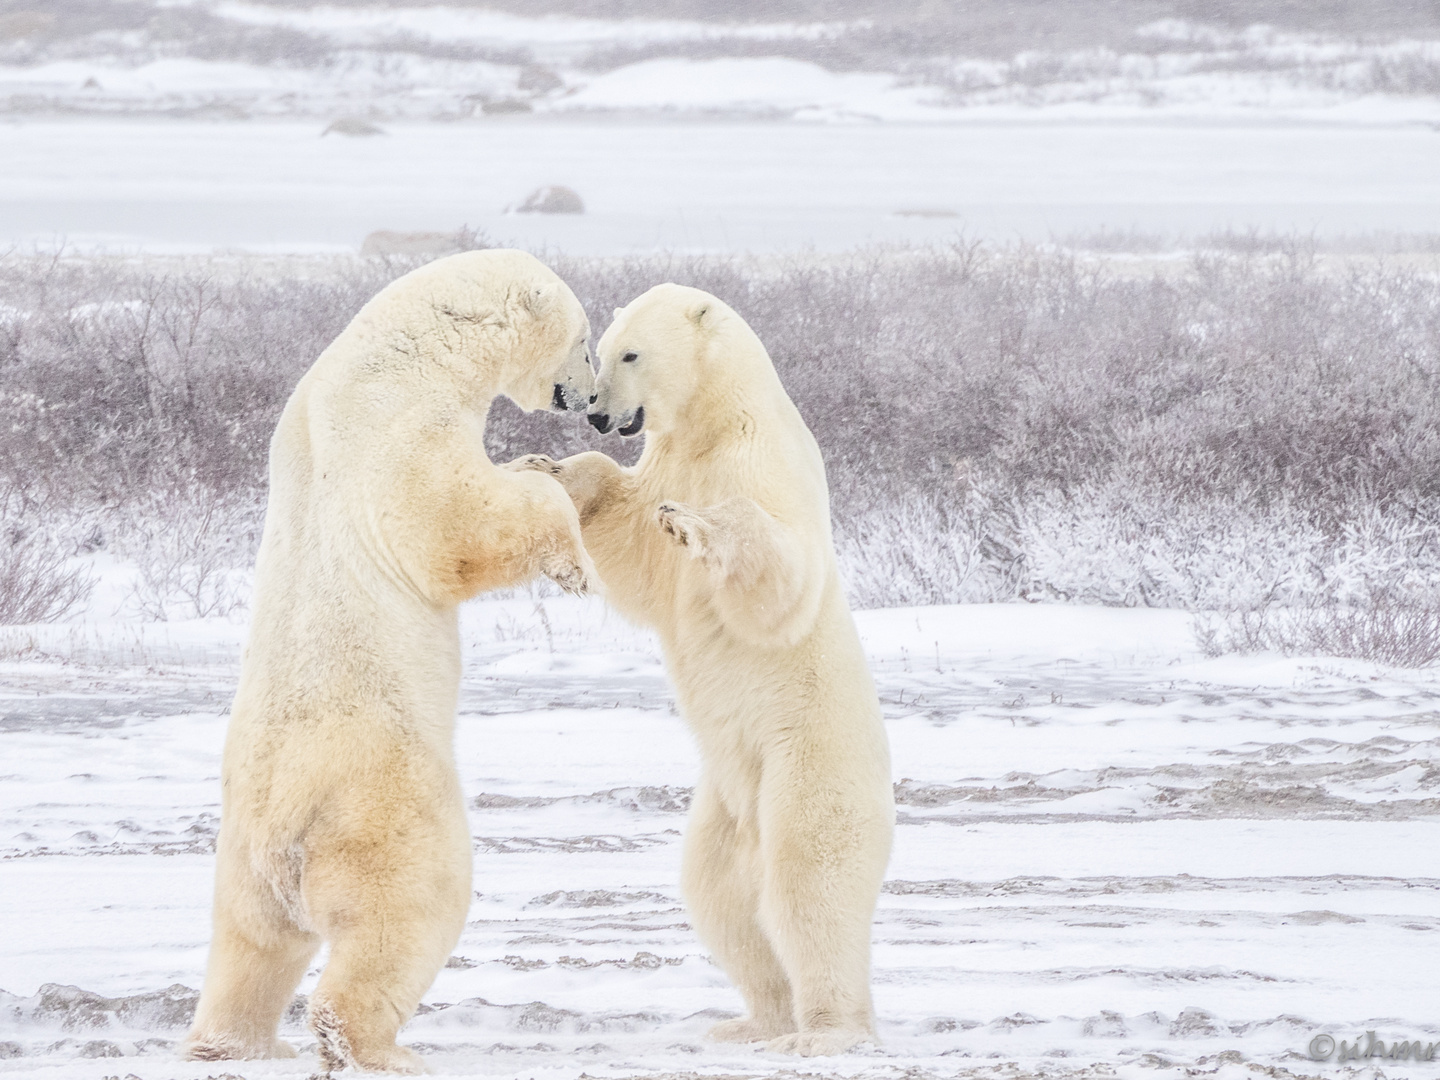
[182,250,596,1074]
[513,284,894,1056]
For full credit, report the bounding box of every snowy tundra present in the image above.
[1,596,1438,1080]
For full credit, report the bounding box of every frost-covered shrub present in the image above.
[836,483,1024,608]
[0,525,93,625]
[838,479,1440,617]
[117,488,260,622]
[1012,484,1440,609]
[4,242,1440,624]
[1200,600,1440,668]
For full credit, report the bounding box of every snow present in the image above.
[7,5,1440,131]
[204,3,851,53]
[2,594,1437,1077]
[4,6,1440,1073]
[0,57,311,96]
[4,119,1440,254]
[557,58,942,120]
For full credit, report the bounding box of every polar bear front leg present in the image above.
[506,450,623,526]
[435,464,597,601]
[503,469,598,596]
[656,498,816,646]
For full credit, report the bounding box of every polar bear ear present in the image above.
[686,301,712,327]
[521,283,558,318]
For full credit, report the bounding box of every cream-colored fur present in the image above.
[513,284,894,1057]
[182,250,597,1074]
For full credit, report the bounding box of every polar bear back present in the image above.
[225,250,585,849]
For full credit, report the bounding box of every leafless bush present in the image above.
[119,488,260,621]
[4,240,1440,627]
[10,0,1440,123]
[1055,228,1440,257]
[0,527,93,625]
[836,481,1025,608]
[1199,598,1440,668]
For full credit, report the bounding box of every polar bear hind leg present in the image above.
[682,780,797,1043]
[301,781,473,1073]
[183,865,318,1061]
[304,863,470,1072]
[756,765,889,1056]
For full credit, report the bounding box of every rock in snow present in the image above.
[516,185,584,214]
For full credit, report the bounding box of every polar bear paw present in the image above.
[656,502,713,557]
[766,1028,871,1057]
[361,1045,428,1075]
[181,1032,298,1061]
[505,453,562,476]
[707,1016,795,1043]
[540,551,592,596]
[312,1000,428,1075]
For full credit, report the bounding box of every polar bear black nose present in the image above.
[588,412,612,433]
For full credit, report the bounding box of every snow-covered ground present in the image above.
[3,8,1439,1077]
[5,6,1440,125]
[4,118,1440,253]
[4,4,1440,253]
[2,593,1438,1078]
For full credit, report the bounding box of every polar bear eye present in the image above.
[622,351,638,363]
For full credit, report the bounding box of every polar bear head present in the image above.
[504,266,595,415]
[373,249,593,413]
[589,283,759,438]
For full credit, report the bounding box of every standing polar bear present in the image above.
[517,284,894,1056]
[182,250,596,1074]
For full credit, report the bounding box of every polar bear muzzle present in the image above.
[547,337,596,414]
[551,381,589,412]
[617,406,645,437]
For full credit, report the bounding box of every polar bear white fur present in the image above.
[514,283,894,1056]
[182,250,596,1074]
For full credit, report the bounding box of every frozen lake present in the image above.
[3,119,1440,253]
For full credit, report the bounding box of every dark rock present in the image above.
[516,185,584,215]
[322,117,385,137]
[483,99,533,115]
[1170,1006,1223,1038]
[518,65,563,93]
